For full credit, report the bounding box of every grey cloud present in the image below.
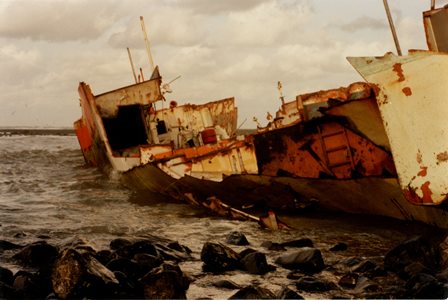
[336,16,388,32]
[172,0,264,15]
[0,0,124,42]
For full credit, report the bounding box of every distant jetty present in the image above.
[0,128,75,136]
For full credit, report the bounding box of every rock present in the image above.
[240,251,273,275]
[211,279,241,289]
[200,242,240,272]
[401,262,432,279]
[12,241,58,269]
[353,276,379,294]
[134,253,163,274]
[287,270,306,280]
[275,247,325,273]
[229,286,276,299]
[107,258,141,279]
[13,270,49,299]
[52,248,118,299]
[277,286,304,299]
[0,281,15,299]
[0,240,23,251]
[281,238,313,248]
[352,260,376,273]
[260,241,286,251]
[0,266,14,286]
[437,267,448,283]
[140,262,190,299]
[113,271,143,299]
[110,238,132,251]
[384,236,441,277]
[338,272,359,289]
[95,249,114,266]
[239,248,257,260]
[295,276,336,292]
[154,243,191,262]
[329,242,347,252]
[226,231,250,246]
[167,241,192,254]
[117,240,159,259]
[405,273,448,299]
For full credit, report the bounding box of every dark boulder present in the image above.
[275,247,325,273]
[405,273,448,299]
[353,276,379,294]
[13,270,50,299]
[0,240,23,251]
[295,276,336,292]
[95,249,115,266]
[116,240,159,259]
[352,260,376,273]
[281,238,313,248]
[329,242,347,252]
[384,236,441,276]
[338,272,359,289]
[110,238,132,251]
[229,286,276,299]
[12,241,58,269]
[0,281,15,299]
[52,248,118,299]
[240,251,273,275]
[211,279,241,289]
[401,262,432,279]
[134,253,163,274]
[107,258,141,279]
[277,286,304,299]
[260,241,286,251]
[140,262,190,299]
[239,248,257,260]
[200,242,240,272]
[0,266,14,286]
[226,231,250,246]
[167,241,192,254]
[113,271,143,299]
[154,243,191,262]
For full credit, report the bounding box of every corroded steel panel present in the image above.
[348,51,448,205]
[423,6,448,52]
[95,78,163,118]
[324,97,391,151]
[254,120,395,179]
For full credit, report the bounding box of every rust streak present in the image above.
[416,150,423,164]
[402,87,412,96]
[420,181,433,203]
[417,166,427,177]
[437,151,448,163]
[392,63,405,82]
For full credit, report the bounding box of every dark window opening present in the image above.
[103,105,148,151]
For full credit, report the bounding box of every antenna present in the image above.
[383,0,402,56]
[140,16,155,72]
[126,47,138,84]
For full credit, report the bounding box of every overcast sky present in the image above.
[0,0,444,128]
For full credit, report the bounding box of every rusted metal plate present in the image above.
[423,6,448,52]
[95,78,163,118]
[254,120,395,179]
[348,51,448,205]
[323,97,391,151]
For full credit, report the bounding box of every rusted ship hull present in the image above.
[348,51,448,206]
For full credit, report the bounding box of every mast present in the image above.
[140,16,155,72]
[126,47,138,84]
[383,0,402,56]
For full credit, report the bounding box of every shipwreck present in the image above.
[74,2,448,228]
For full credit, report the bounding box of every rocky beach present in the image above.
[1,132,448,299]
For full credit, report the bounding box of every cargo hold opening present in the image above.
[102,104,148,151]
